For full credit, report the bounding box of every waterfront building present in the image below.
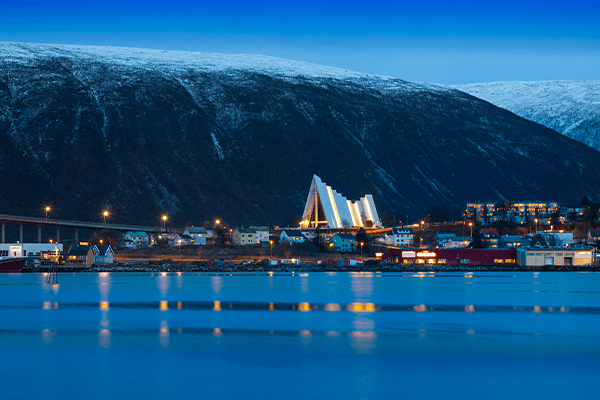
[480,228,500,248]
[301,175,382,229]
[0,243,63,258]
[516,247,591,267]
[93,245,114,264]
[382,248,516,266]
[123,231,150,248]
[537,230,573,246]
[66,245,95,266]
[443,236,473,248]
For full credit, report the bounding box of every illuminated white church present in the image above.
[301,175,382,229]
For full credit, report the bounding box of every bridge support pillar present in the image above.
[38,226,42,243]
[75,228,78,244]
[56,227,60,244]
[19,224,23,243]
[1,223,4,243]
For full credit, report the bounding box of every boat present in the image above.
[0,257,27,272]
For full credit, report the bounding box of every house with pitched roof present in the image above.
[279,230,306,244]
[183,226,207,245]
[93,245,114,264]
[330,233,356,252]
[123,231,150,248]
[66,245,95,266]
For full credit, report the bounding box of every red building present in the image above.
[382,248,517,266]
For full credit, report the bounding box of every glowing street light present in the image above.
[45,206,51,220]
[360,242,364,261]
[162,215,168,233]
[102,210,109,223]
[534,218,538,234]
[469,222,473,237]
[270,240,273,259]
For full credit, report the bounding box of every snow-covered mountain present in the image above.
[2,43,600,225]
[454,80,600,151]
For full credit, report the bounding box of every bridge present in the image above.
[0,214,175,244]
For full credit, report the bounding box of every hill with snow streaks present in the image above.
[2,42,600,225]
[454,80,600,151]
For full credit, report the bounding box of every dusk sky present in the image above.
[1,0,599,84]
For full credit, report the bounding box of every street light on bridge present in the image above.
[162,215,168,233]
[102,210,109,223]
[45,206,51,220]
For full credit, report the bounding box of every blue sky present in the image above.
[1,0,599,84]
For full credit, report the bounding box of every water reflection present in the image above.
[349,315,377,354]
[300,275,309,293]
[99,301,110,310]
[213,327,222,337]
[159,321,169,347]
[177,301,182,310]
[350,272,373,301]
[465,305,475,313]
[41,329,56,343]
[211,276,223,294]
[99,329,111,348]
[98,273,112,302]
[157,274,170,297]
[160,301,169,311]
[213,301,221,311]
[324,303,341,312]
[413,304,427,312]
[346,302,376,312]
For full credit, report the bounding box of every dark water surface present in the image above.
[1,271,598,399]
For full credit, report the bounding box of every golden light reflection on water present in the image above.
[326,331,341,337]
[533,306,542,313]
[50,284,60,294]
[324,303,341,312]
[99,301,110,310]
[159,301,168,311]
[346,302,376,312]
[177,301,182,310]
[465,305,475,313]
[299,330,312,337]
[298,302,310,312]
[213,301,221,311]
[350,272,373,300]
[413,304,427,312]
[213,327,222,337]
[99,329,111,348]
[159,321,170,347]
[467,329,475,334]
[269,302,274,310]
[157,274,170,297]
[42,301,52,310]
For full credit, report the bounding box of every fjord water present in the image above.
[1,272,598,400]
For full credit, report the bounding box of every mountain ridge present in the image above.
[2,43,600,226]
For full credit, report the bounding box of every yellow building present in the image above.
[232,228,257,246]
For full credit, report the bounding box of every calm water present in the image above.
[1,271,599,399]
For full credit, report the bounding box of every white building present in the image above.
[435,231,456,247]
[537,230,573,246]
[279,230,306,244]
[301,175,382,229]
[0,243,63,258]
[443,237,473,249]
[123,231,150,248]
[250,226,270,244]
[385,228,414,247]
[183,226,207,245]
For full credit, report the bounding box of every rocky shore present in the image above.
[27,260,600,273]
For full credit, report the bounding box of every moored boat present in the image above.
[0,257,27,272]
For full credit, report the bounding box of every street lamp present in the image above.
[469,222,473,237]
[360,242,364,261]
[103,210,109,223]
[420,220,425,248]
[178,239,182,258]
[45,206,51,220]
[534,218,538,234]
[270,240,273,259]
[162,215,168,233]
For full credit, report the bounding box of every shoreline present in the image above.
[24,261,600,273]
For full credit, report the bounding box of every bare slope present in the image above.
[1,43,600,225]
[455,80,600,151]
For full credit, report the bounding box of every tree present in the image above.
[469,229,485,248]
[364,220,374,228]
[341,219,352,228]
[356,228,368,253]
